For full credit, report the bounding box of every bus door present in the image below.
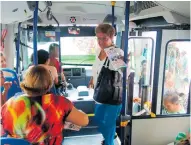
[127,30,190,145]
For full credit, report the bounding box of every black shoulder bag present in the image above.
[93,58,123,105]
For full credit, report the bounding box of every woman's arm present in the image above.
[50,66,59,84]
[66,106,89,127]
[61,72,66,82]
[1,91,7,106]
[88,77,94,88]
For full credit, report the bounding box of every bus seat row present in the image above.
[0,137,31,145]
[1,68,59,101]
[0,68,22,100]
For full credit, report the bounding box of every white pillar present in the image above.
[22,29,28,70]
[4,24,16,69]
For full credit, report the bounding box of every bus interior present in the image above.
[0,1,191,145]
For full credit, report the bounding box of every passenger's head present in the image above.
[20,65,53,96]
[0,71,5,86]
[0,52,7,68]
[95,23,115,49]
[30,50,50,65]
[163,91,182,113]
[141,60,147,69]
[38,50,50,65]
[49,43,59,58]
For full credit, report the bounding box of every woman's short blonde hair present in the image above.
[20,65,53,96]
[95,23,115,38]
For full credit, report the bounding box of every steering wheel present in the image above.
[55,81,74,97]
[56,73,74,96]
[55,81,66,95]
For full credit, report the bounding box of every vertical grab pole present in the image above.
[16,22,21,74]
[33,1,39,66]
[56,26,62,82]
[122,1,130,115]
[187,82,191,114]
[111,1,116,27]
[121,1,130,145]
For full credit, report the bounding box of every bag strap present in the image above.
[103,57,108,65]
[107,58,110,67]
[103,57,110,68]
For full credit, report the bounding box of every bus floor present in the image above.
[63,134,120,145]
[62,128,120,145]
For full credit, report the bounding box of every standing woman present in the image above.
[49,43,66,82]
[89,24,123,145]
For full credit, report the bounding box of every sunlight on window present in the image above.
[27,36,117,65]
[60,37,98,64]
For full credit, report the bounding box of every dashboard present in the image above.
[62,66,95,116]
[63,66,92,88]
[64,68,86,77]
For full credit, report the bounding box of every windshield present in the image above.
[27,36,117,66]
[60,37,98,65]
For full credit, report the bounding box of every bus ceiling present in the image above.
[0,1,190,26]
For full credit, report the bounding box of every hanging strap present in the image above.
[0,29,8,51]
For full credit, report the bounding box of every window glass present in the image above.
[162,41,191,114]
[27,36,117,66]
[60,37,98,65]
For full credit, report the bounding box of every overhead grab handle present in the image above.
[111,1,116,6]
[111,1,116,27]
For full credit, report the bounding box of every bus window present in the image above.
[162,40,191,115]
[27,36,116,66]
[60,37,98,65]
[128,37,154,116]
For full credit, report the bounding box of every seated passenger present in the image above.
[49,43,66,82]
[0,52,6,68]
[29,49,59,84]
[0,51,12,77]
[0,70,12,106]
[162,91,186,114]
[1,65,89,144]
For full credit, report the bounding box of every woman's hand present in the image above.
[3,81,12,92]
[88,82,94,89]
[1,81,12,105]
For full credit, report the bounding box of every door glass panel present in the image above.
[162,41,191,114]
[128,37,154,116]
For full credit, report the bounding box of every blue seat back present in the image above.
[1,68,22,100]
[1,137,31,145]
[50,84,57,94]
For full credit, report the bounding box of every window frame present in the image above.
[128,37,155,116]
[160,39,191,115]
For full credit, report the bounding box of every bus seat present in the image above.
[1,68,22,100]
[50,84,57,94]
[0,137,31,145]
